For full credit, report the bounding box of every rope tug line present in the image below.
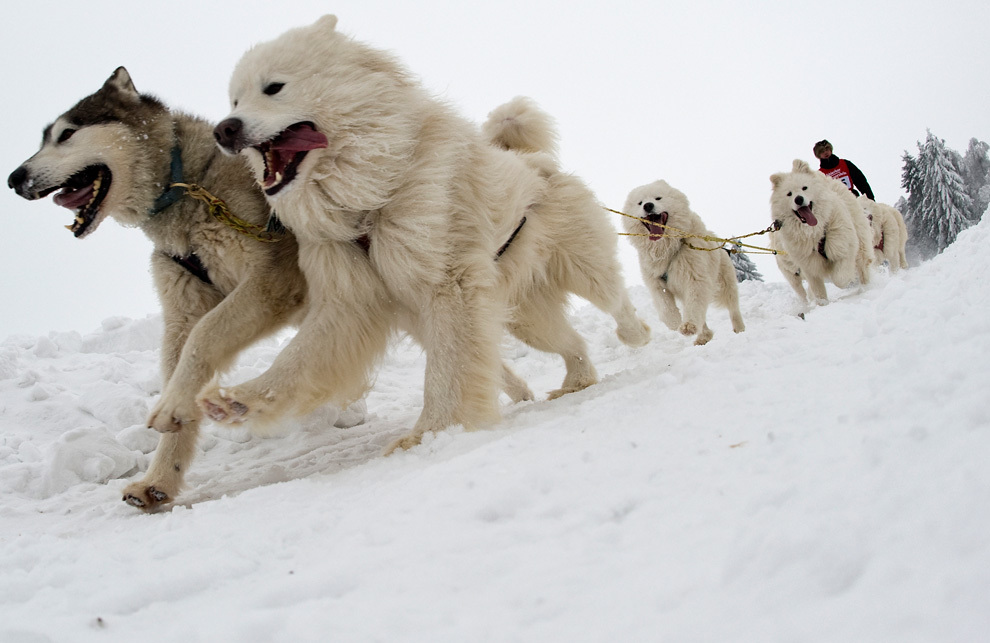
[604,207,784,256]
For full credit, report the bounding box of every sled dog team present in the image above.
[7,16,907,510]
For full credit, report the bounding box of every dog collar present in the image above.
[150,145,185,215]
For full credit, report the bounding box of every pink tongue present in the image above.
[646,212,668,238]
[54,185,94,210]
[798,205,818,226]
[271,125,328,152]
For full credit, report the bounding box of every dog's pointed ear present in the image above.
[315,14,338,33]
[770,173,784,188]
[105,67,140,102]
[792,159,811,174]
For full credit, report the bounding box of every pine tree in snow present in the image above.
[729,245,763,282]
[961,138,990,220]
[901,130,973,260]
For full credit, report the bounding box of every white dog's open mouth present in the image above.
[642,211,669,239]
[793,203,818,226]
[38,164,113,238]
[255,122,327,196]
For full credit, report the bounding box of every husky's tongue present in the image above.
[54,184,95,210]
[271,123,328,152]
[796,205,818,226]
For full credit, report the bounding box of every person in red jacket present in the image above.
[813,139,875,201]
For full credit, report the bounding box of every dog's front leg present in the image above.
[122,424,200,510]
[198,241,392,428]
[650,283,683,332]
[807,275,829,304]
[678,287,714,344]
[147,274,303,433]
[123,258,223,510]
[385,279,504,453]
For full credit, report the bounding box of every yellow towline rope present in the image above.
[171,182,284,243]
[604,207,784,256]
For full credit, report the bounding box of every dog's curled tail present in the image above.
[482,96,560,157]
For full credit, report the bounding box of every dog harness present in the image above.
[168,252,212,285]
[495,217,527,260]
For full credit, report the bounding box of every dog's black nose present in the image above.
[213,118,244,151]
[643,201,654,213]
[794,195,804,206]
[8,165,27,192]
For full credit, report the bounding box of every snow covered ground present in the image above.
[2,219,989,642]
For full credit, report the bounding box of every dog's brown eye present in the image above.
[787,192,792,197]
[637,201,643,206]
[802,186,808,191]
[655,197,662,201]
[264,82,285,96]
[57,128,76,144]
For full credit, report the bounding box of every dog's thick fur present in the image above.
[203,15,650,451]
[858,195,909,272]
[769,159,874,304]
[8,68,311,510]
[622,180,745,345]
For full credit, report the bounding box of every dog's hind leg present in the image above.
[720,259,746,333]
[508,285,598,400]
[556,250,650,348]
[501,362,534,403]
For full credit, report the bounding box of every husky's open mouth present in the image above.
[38,164,112,238]
[255,122,328,196]
[642,211,669,239]
[793,203,818,226]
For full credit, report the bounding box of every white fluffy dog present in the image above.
[769,160,874,304]
[203,16,650,451]
[858,195,909,272]
[622,180,745,345]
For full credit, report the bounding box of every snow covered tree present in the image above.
[960,137,990,221]
[729,245,763,282]
[900,130,973,260]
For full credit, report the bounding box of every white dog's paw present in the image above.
[679,322,698,337]
[121,479,174,512]
[147,395,200,433]
[198,385,252,424]
[384,429,428,455]
[694,327,714,346]
[617,319,651,347]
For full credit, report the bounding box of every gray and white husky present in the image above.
[8,68,313,511]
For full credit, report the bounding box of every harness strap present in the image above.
[818,234,828,260]
[875,231,885,252]
[354,234,371,254]
[495,216,527,260]
[169,252,212,285]
[150,146,186,215]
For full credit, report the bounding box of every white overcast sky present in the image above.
[2,0,988,337]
